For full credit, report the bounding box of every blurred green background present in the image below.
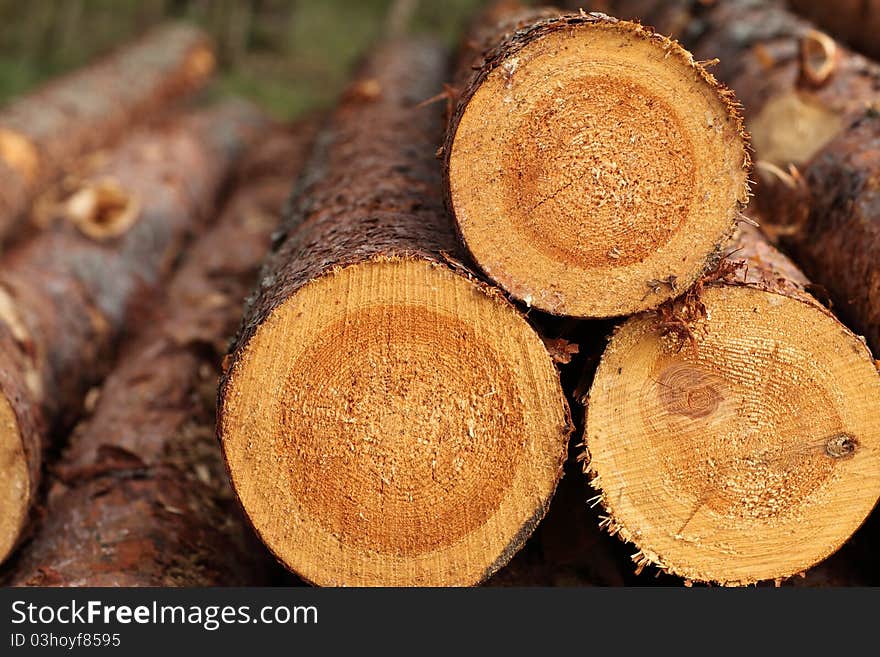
[0,0,483,118]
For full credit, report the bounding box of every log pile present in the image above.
[0,100,266,565]
[2,2,879,588]
[7,124,317,587]
[0,24,215,245]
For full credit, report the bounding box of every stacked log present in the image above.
[0,24,215,243]
[217,37,571,586]
[584,224,880,585]
[7,124,316,586]
[789,0,880,61]
[442,2,750,317]
[3,2,878,590]
[0,100,266,565]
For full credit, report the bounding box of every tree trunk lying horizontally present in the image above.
[0,100,266,565]
[788,0,880,61]
[0,23,215,244]
[8,124,315,587]
[590,0,880,353]
[218,38,571,587]
[584,223,880,585]
[442,1,750,318]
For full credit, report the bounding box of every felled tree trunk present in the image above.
[218,38,571,587]
[0,100,266,565]
[442,1,750,318]
[0,23,215,244]
[8,124,316,587]
[584,224,880,586]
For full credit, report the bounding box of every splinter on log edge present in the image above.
[0,101,266,565]
[443,3,750,318]
[583,224,880,585]
[218,38,571,587]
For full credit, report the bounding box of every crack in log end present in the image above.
[825,433,859,459]
[64,180,141,241]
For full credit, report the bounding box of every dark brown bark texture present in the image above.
[450,1,560,91]
[790,116,880,354]
[585,0,880,353]
[0,100,266,563]
[7,125,316,586]
[789,0,880,61]
[0,23,215,243]
[223,37,467,367]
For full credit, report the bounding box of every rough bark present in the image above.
[442,1,750,318]
[231,42,463,335]
[0,23,215,244]
[584,223,880,585]
[0,100,267,565]
[789,0,880,61]
[7,124,316,587]
[589,0,880,352]
[787,115,880,356]
[450,1,559,90]
[218,38,571,586]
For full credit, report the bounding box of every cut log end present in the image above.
[749,92,844,170]
[182,43,216,84]
[220,257,569,586]
[62,180,141,240]
[0,392,27,564]
[0,129,39,184]
[447,18,749,317]
[586,285,880,585]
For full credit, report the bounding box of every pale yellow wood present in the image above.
[749,91,844,168]
[0,391,27,563]
[449,21,749,317]
[221,258,569,586]
[586,284,880,584]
